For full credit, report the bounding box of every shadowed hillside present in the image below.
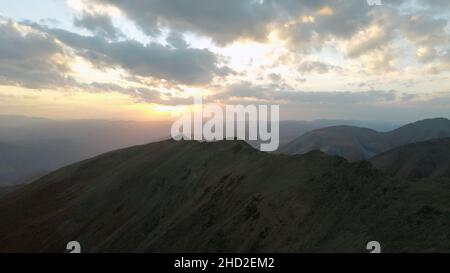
[280,118,450,161]
[370,138,450,179]
[0,140,449,253]
[278,126,385,160]
[0,184,23,199]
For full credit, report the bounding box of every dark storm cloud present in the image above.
[74,11,123,40]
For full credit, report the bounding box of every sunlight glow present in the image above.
[69,57,124,84]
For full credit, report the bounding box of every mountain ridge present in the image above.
[279,118,450,161]
[0,139,449,252]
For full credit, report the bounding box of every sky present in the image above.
[0,0,449,122]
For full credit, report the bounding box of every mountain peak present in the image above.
[397,117,450,128]
[280,118,450,161]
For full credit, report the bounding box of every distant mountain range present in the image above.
[279,118,450,161]
[0,139,449,252]
[0,115,399,186]
[0,141,84,185]
[0,116,172,185]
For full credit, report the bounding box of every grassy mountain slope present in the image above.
[370,138,450,179]
[0,140,449,252]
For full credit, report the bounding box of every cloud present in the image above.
[345,23,392,58]
[298,61,340,74]
[37,25,232,85]
[0,20,74,89]
[362,47,398,74]
[74,11,123,40]
[165,31,189,49]
[93,0,277,45]
[0,21,159,104]
[81,81,161,102]
[1,1,450,112]
[426,50,450,74]
[0,21,167,102]
[416,0,450,11]
[91,0,380,47]
[416,47,437,63]
[400,13,448,47]
[343,5,448,59]
[277,0,376,52]
[213,82,399,105]
[334,3,450,72]
[0,19,233,105]
[207,81,450,121]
